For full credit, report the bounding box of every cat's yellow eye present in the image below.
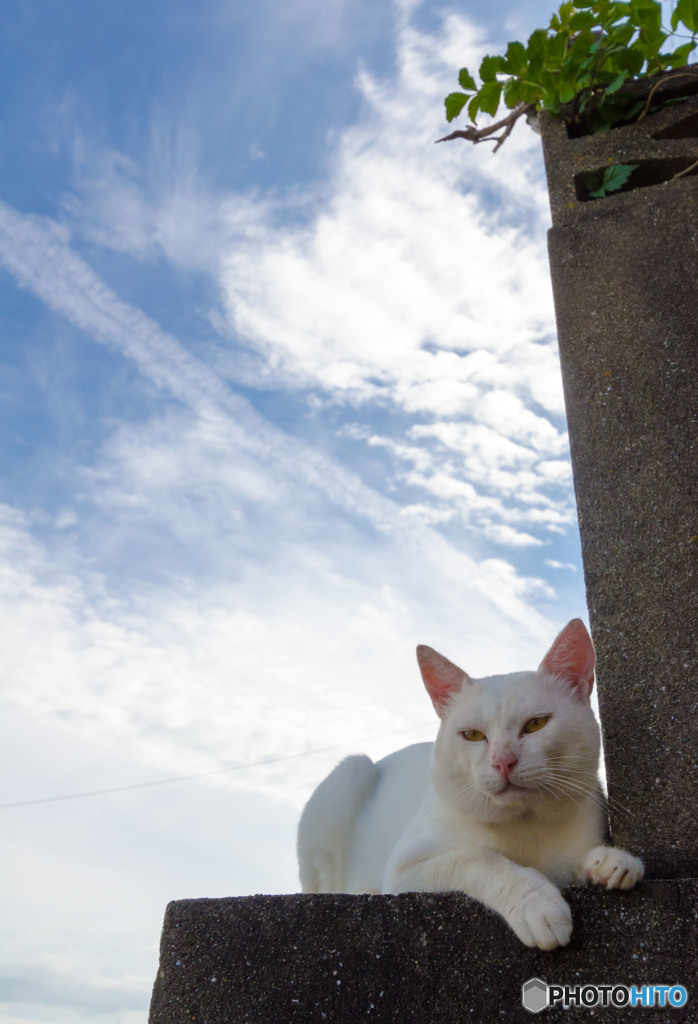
[523,716,550,734]
[461,729,486,742]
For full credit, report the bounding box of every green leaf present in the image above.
[568,31,598,68]
[605,69,629,93]
[458,68,477,92]
[477,80,504,116]
[502,78,522,108]
[613,45,646,75]
[662,41,698,67]
[624,99,646,120]
[558,78,581,103]
[569,10,598,31]
[557,1,577,25]
[608,21,637,47]
[527,27,548,55]
[517,79,545,104]
[630,0,662,35]
[547,30,570,64]
[589,162,639,197]
[439,0,698,153]
[445,92,469,122]
[632,29,666,63]
[675,0,698,31]
[479,54,506,82]
[596,91,644,125]
[504,40,527,75]
[600,4,630,31]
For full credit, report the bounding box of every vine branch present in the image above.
[671,156,698,180]
[637,67,698,121]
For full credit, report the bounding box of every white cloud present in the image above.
[0,495,562,829]
[209,12,572,546]
[50,8,570,556]
[482,523,544,548]
[219,18,556,396]
[546,558,578,571]
[0,4,588,1023]
[0,3,584,825]
[0,1,583,828]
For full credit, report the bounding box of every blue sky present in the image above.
[0,1,587,1021]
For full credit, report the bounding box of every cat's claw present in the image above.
[583,846,644,890]
[506,885,573,950]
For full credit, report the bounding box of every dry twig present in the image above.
[436,102,536,152]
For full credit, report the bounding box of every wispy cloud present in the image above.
[0,4,587,1023]
[0,188,561,825]
[212,13,572,545]
[0,1,583,820]
[48,6,574,554]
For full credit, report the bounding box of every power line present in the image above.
[0,722,433,810]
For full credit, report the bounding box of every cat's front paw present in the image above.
[583,846,644,890]
[506,883,572,950]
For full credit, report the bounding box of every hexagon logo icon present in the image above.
[522,977,549,1014]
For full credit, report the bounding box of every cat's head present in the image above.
[416,619,600,824]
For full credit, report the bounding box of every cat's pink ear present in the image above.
[416,645,469,716]
[539,618,595,699]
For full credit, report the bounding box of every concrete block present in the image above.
[543,101,698,879]
[541,69,698,227]
[148,883,697,1023]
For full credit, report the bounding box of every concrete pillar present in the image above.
[541,81,698,877]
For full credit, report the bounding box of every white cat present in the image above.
[297,619,644,949]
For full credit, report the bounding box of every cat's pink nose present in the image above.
[492,756,517,780]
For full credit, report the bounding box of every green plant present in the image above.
[441,0,698,149]
[584,161,640,195]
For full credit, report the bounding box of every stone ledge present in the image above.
[149,880,697,1023]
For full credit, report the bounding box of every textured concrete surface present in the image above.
[545,160,698,879]
[148,883,697,1023]
[541,69,698,226]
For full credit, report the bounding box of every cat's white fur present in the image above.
[297,619,644,949]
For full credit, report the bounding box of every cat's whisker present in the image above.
[536,776,603,812]
[535,778,571,806]
[542,770,637,816]
[538,772,641,826]
[541,770,597,789]
[604,794,640,823]
[538,770,598,794]
[596,778,648,794]
[536,779,589,814]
